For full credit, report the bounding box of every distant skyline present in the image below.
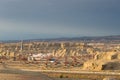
[0,0,120,40]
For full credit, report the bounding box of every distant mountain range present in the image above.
[1,35,120,43]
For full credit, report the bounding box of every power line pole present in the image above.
[20,40,23,54]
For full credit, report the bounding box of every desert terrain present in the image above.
[0,37,120,80]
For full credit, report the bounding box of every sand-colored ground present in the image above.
[0,63,53,80]
[0,62,93,80]
[0,73,42,80]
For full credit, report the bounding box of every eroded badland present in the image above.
[0,37,120,80]
[0,39,120,71]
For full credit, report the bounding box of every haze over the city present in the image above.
[0,0,120,40]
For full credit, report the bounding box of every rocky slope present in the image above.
[83,50,120,71]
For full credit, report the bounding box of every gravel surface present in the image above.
[0,69,93,80]
[0,68,53,80]
[0,64,97,80]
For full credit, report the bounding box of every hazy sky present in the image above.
[0,0,120,40]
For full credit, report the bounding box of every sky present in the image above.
[0,0,120,40]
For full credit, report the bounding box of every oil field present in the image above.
[0,36,120,80]
[0,0,120,80]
